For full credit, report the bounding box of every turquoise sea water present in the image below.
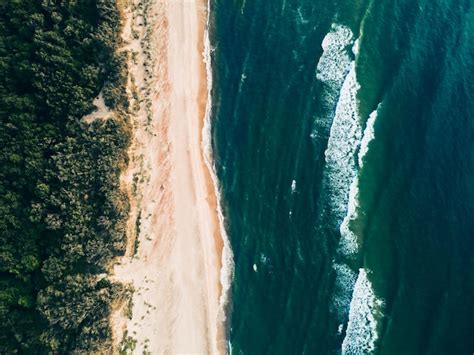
[209,0,474,353]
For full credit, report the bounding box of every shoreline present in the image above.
[201,0,235,349]
[111,0,229,353]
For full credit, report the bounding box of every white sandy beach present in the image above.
[111,0,227,353]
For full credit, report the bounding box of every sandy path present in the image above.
[112,0,226,354]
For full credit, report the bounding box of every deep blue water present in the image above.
[209,0,474,353]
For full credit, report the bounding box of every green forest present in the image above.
[0,0,131,352]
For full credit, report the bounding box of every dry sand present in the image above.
[111,0,227,353]
[82,93,112,123]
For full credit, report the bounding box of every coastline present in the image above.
[111,0,228,353]
[202,0,235,349]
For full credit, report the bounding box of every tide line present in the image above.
[202,3,235,352]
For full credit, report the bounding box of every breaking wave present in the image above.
[359,107,379,169]
[339,106,382,353]
[314,24,363,333]
[316,23,384,353]
[341,269,385,354]
[339,106,380,258]
[324,62,361,225]
[311,24,355,141]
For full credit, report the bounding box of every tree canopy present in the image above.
[0,0,130,352]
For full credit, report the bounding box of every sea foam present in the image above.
[316,24,354,87]
[311,25,354,141]
[328,79,362,319]
[324,62,362,225]
[332,263,358,314]
[341,269,384,354]
[203,4,235,351]
[338,178,360,257]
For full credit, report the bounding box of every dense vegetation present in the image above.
[0,0,130,352]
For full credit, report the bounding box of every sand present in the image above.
[111,0,227,353]
[82,93,112,123]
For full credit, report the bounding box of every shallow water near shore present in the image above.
[209,0,474,353]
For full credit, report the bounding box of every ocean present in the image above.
[208,0,474,353]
